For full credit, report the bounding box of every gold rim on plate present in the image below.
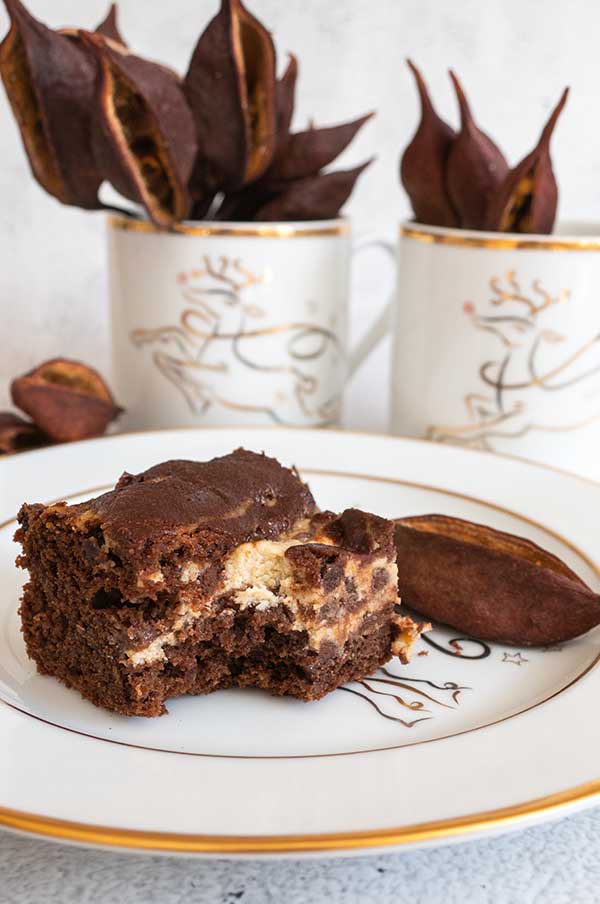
[1,777,600,854]
[8,423,598,491]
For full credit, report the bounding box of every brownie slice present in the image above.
[16,449,425,716]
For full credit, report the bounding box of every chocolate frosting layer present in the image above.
[78,449,316,553]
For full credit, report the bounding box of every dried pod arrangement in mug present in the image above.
[0,358,122,454]
[0,0,373,226]
[400,60,569,234]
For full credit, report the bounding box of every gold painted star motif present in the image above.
[501,651,529,666]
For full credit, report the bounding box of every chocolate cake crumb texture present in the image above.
[16,449,425,716]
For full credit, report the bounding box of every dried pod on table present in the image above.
[11,359,122,443]
[446,70,508,229]
[82,33,197,227]
[0,413,45,454]
[484,88,569,234]
[394,514,600,645]
[254,160,372,221]
[184,0,277,198]
[0,0,103,208]
[400,60,458,227]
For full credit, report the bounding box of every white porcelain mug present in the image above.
[108,215,393,430]
[391,221,600,481]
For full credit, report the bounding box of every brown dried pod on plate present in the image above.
[0,0,103,208]
[446,70,508,229]
[254,160,372,221]
[484,88,569,234]
[0,413,45,454]
[184,0,277,198]
[83,33,197,227]
[394,514,600,645]
[11,358,122,443]
[400,60,458,228]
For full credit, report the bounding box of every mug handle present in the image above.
[347,236,396,376]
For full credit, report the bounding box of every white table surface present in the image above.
[3,340,600,903]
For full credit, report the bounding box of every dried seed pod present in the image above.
[208,41,370,223]
[215,181,271,221]
[267,113,373,182]
[83,34,197,227]
[276,53,298,141]
[0,0,103,208]
[254,160,372,221]
[11,358,122,443]
[400,60,458,228]
[394,514,600,646]
[484,88,569,234]
[446,70,508,229]
[184,0,277,197]
[94,3,127,46]
[0,412,45,454]
[60,4,127,46]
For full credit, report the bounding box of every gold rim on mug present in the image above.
[108,214,350,239]
[401,223,600,252]
[2,432,600,852]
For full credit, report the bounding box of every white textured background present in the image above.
[3,1,600,899]
[1,0,599,429]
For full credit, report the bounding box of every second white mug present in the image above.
[391,220,600,480]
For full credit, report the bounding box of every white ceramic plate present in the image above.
[1,427,600,857]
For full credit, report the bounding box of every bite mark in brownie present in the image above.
[16,449,426,717]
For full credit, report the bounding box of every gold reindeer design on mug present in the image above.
[130,256,343,426]
[428,271,600,448]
